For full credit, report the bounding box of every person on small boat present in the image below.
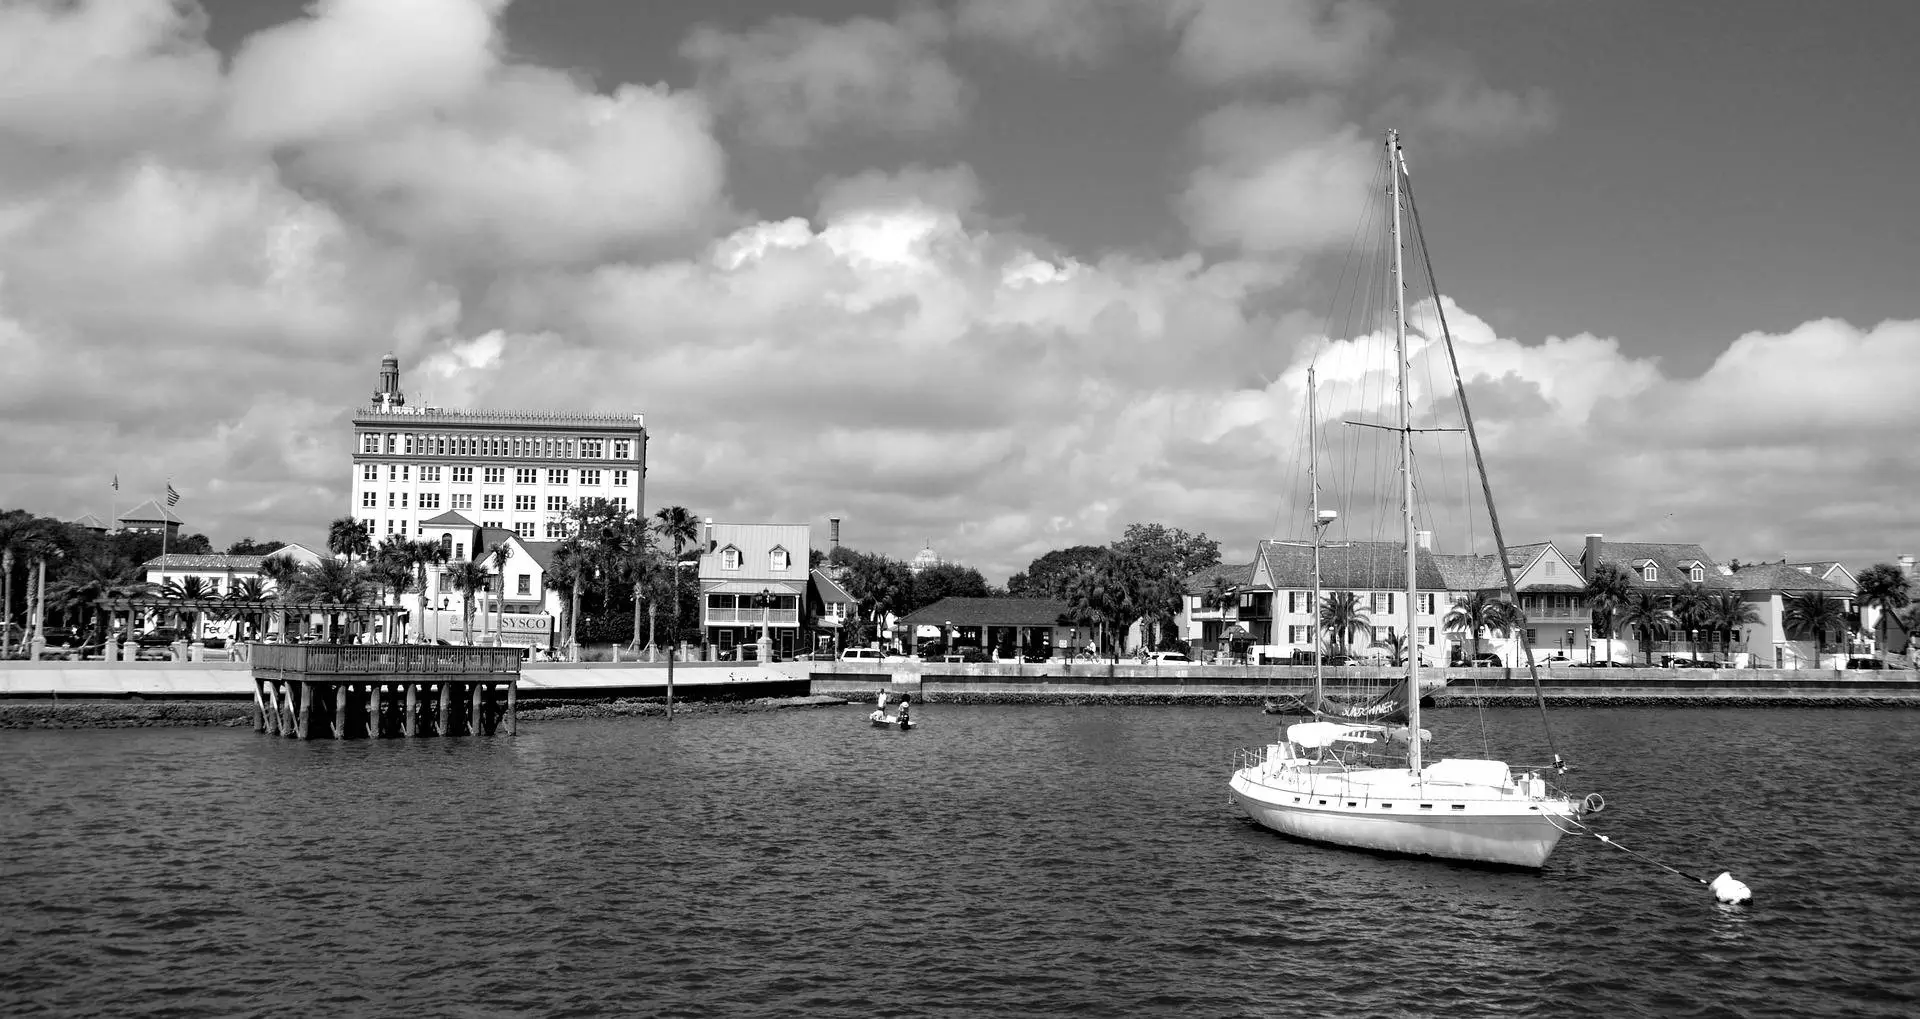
[896,696,911,726]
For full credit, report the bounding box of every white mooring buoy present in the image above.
[1708,871,1752,905]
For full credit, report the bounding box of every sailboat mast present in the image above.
[1310,363,1324,700]
[1390,129,1422,773]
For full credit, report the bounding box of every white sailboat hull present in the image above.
[1229,757,1576,868]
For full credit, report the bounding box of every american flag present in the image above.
[166,483,180,507]
[111,474,118,491]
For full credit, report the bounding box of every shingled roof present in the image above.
[1726,563,1854,595]
[1256,539,1450,590]
[1184,561,1255,594]
[1582,539,1732,590]
[144,553,268,571]
[897,597,1072,628]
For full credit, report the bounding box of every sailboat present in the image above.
[1228,130,1595,869]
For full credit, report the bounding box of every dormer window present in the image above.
[1642,563,1658,582]
[770,547,790,571]
[721,546,740,571]
[1688,565,1703,583]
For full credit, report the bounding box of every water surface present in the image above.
[3,706,1916,1017]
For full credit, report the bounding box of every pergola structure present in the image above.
[86,596,405,659]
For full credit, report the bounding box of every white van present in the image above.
[840,647,900,662]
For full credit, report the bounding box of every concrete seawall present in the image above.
[5,659,1914,706]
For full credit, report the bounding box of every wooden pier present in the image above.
[250,644,521,739]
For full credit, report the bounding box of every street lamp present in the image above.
[757,587,773,662]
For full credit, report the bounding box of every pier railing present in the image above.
[251,643,522,679]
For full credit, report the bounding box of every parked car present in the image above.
[793,650,837,661]
[1324,654,1359,667]
[134,627,191,648]
[1539,653,1572,666]
[1145,650,1190,662]
[1468,653,1503,667]
[1845,657,1887,670]
[840,647,904,662]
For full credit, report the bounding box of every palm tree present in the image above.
[226,578,270,640]
[1855,563,1913,666]
[653,506,700,650]
[1443,590,1522,663]
[1671,580,1712,663]
[1319,591,1372,656]
[486,540,515,646]
[545,538,588,656]
[1,510,54,657]
[1061,554,1136,660]
[292,559,370,642]
[447,561,492,646]
[47,556,151,649]
[1134,566,1187,651]
[327,516,371,566]
[1583,563,1633,657]
[1704,591,1759,665]
[161,576,215,638]
[411,539,449,642]
[1782,591,1848,668]
[1616,590,1677,666]
[259,555,304,641]
[619,525,667,652]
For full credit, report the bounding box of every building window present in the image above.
[722,546,740,570]
[385,433,397,454]
[483,520,503,530]
[546,496,569,512]
[483,494,504,512]
[420,493,441,510]
[361,433,379,453]
[612,470,628,487]
[516,522,535,538]
[515,468,537,485]
[452,494,472,510]
[518,574,531,596]
[1546,560,1557,576]
[1370,592,1395,615]
[388,464,398,481]
[452,467,473,484]
[1643,564,1658,582]
[361,491,376,508]
[580,469,601,486]
[361,519,375,533]
[545,521,565,538]
[362,464,377,481]
[454,543,464,561]
[1689,565,1704,582]
[1421,626,1435,645]
[1417,593,1435,614]
[420,466,440,483]
[1288,625,1313,644]
[582,439,604,459]
[613,439,632,459]
[484,467,505,484]
[387,492,396,508]
[771,547,789,571]
[548,468,569,485]
[400,492,409,507]
[515,495,535,512]
[611,497,628,513]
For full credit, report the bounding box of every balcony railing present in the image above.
[704,609,800,627]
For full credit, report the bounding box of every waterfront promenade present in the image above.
[3,657,1915,706]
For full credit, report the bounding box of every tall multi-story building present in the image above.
[349,353,647,540]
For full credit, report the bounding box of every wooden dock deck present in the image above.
[250,644,521,739]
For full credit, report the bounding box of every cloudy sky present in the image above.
[2,0,1915,583]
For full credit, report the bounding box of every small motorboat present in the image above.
[868,709,914,730]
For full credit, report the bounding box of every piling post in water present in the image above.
[334,684,349,739]
[470,682,482,736]
[505,680,517,735]
[253,678,268,733]
[437,682,452,736]
[404,684,418,737]
[369,684,383,739]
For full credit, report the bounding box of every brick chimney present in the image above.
[703,517,714,553]
[1900,553,1916,580]
[1584,533,1603,582]
[830,517,841,551]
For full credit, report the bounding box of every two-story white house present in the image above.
[415,510,561,650]
[142,544,327,638]
[698,520,810,658]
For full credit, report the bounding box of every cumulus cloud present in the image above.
[287,67,728,264]
[815,164,984,221]
[953,0,1126,64]
[1179,97,1378,253]
[224,0,501,147]
[1166,0,1391,86]
[0,1,1908,584]
[681,7,967,147]
[0,0,221,148]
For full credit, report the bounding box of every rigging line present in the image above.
[1400,158,1561,767]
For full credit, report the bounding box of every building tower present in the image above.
[373,352,406,411]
